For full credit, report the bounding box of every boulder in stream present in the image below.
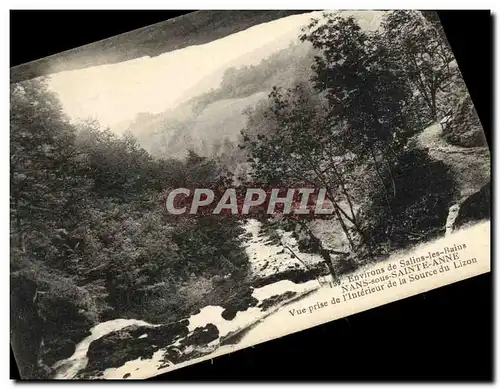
[82,320,189,375]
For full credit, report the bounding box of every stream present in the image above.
[52,218,329,379]
[51,211,489,379]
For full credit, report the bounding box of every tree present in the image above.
[381,10,464,121]
[74,123,164,201]
[242,13,437,269]
[241,81,361,278]
[10,78,103,378]
[10,78,253,378]
[299,14,423,205]
[10,78,93,256]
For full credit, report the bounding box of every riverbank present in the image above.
[52,219,489,380]
[51,218,329,379]
[51,213,490,380]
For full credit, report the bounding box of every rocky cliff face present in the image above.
[442,94,488,148]
[453,181,491,231]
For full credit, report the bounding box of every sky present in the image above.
[47,11,322,129]
[47,11,386,131]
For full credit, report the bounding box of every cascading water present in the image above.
[51,218,324,379]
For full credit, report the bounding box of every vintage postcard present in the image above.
[10,10,491,380]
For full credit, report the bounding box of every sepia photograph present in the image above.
[10,10,491,380]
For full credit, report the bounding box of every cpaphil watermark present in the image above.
[162,186,337,217]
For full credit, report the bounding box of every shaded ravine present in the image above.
[415,122,490,201]
[52,218,326,379]
[415,122,490,236]
[50,122,490,380]
[243,218,325,279]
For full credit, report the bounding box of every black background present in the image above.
[10,10,493,381]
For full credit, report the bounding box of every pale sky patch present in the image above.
[46,11,386,130]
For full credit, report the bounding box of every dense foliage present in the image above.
[10,78,248,378]
[241,11,462,268]
[11,11,485,379]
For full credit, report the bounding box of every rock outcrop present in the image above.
[442,94,488,148]
[81,320,191,376]
[452,181,491,231]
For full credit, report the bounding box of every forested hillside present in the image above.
[120,42,316,160]
[10,78,250,378]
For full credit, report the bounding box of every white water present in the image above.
[53,319,160,379]
[238,221,490,346]
[187,278,319,338]
[52,218,322,379]
[96,278,321,379]
[445,203,461,236]
[243,219,324,278]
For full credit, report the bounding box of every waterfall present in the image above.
[445,203,461,236]
[52,319,159,379]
